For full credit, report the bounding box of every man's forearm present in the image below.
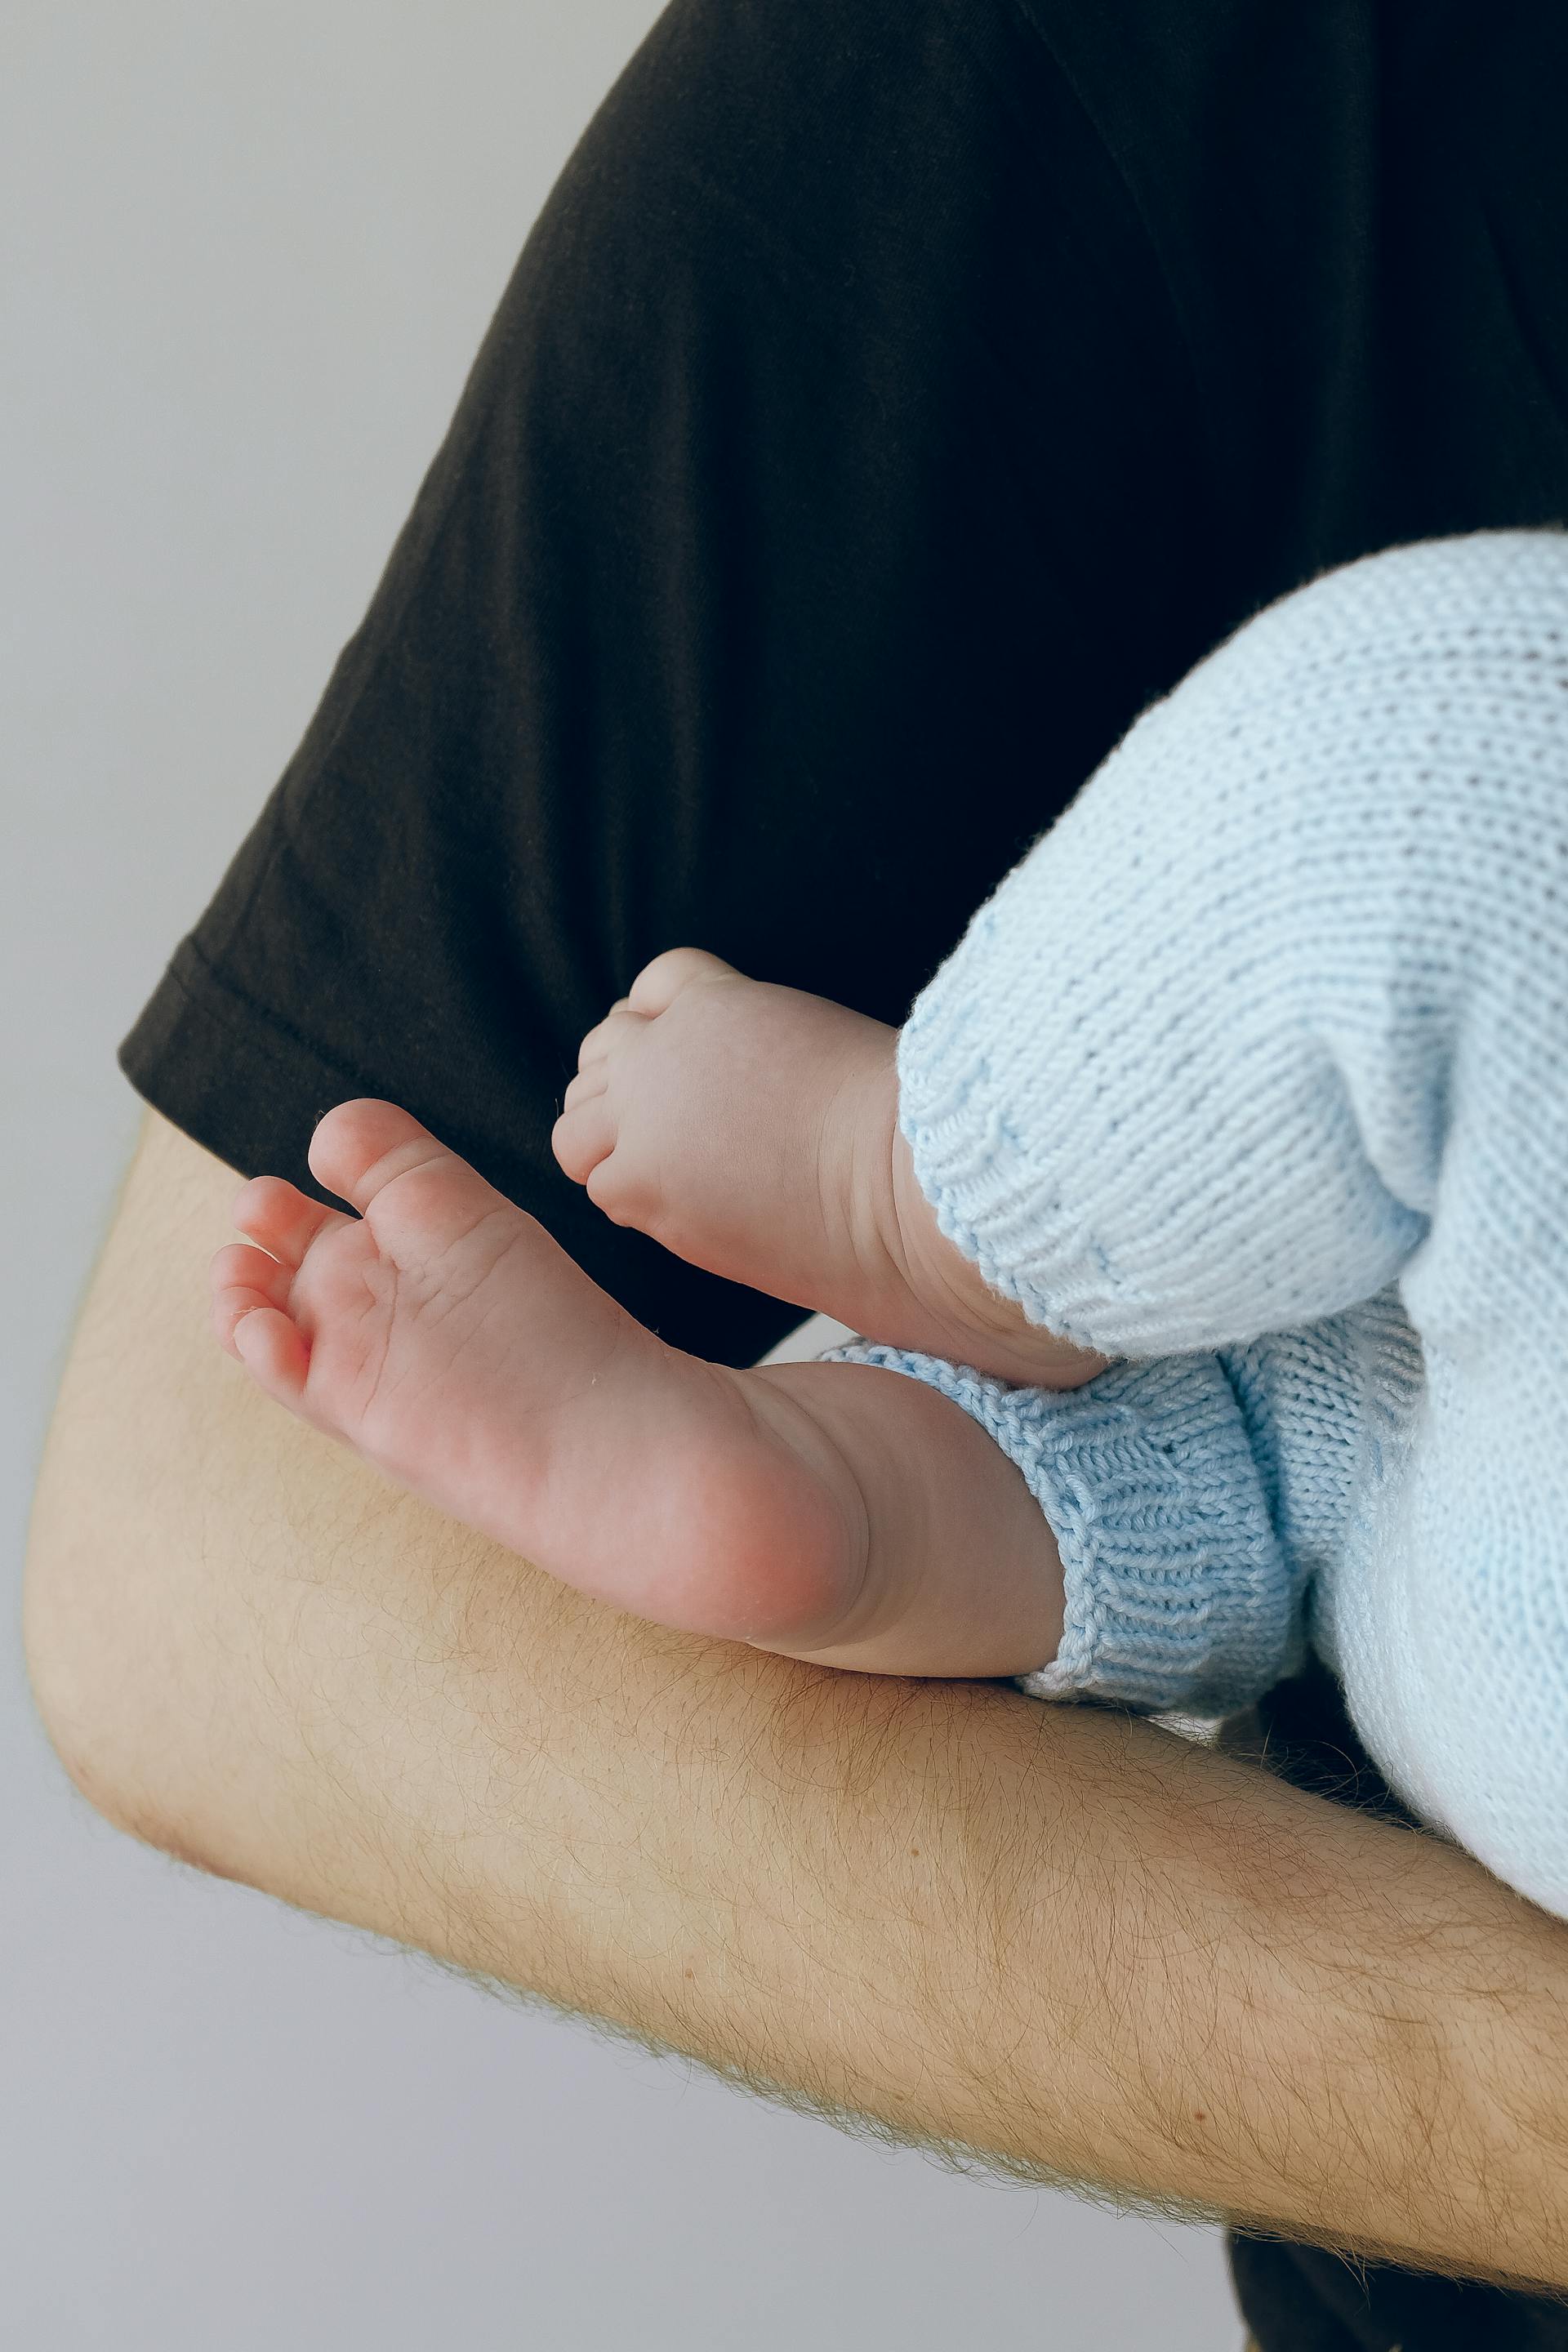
[24,1112,1568,2289]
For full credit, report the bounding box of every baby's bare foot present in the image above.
[551,949,1107,1388]
[209,1100,868,1648]
[210,1100,1067,1679]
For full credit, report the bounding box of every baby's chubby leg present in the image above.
[551,947,1108,1389]
[211,1100,1065,1679]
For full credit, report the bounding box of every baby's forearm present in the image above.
[746,1357,1067,1680]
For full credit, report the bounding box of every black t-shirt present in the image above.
[120,2,1568,2340]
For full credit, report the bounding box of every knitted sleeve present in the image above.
[835,529,1568,1911]
[823,1290,1419,1720]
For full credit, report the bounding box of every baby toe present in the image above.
[230,1174,350,1270]
[627,946,739,1015]
[577,1005,646,1070]
[584,1148,654,1226]
[308,1100,448,1214]
[210,1241,294,1354]
[552,1096,617,1185]
[230,1306,311,1401]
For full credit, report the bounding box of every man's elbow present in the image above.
[24,1442,171,1849]
[22,1109,256,1859]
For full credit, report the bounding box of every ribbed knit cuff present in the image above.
[819,1343,1298,1718]
[894,937,1103,1344]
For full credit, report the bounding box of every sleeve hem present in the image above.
[118,939,394,1205]
[819,1339,1298,1719]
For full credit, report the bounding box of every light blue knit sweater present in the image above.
[829,528,1568,1919]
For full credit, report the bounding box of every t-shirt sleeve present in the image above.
[119,0,1230,1367]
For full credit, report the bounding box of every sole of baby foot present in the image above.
[554,948,1108,1391]
[210,1100,872,1650]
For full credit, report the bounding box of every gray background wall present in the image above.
[2,6,1240,2343]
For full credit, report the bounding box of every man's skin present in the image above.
[24,1107,1568,2292]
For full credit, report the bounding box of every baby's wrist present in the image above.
[887,1126,1108,1389]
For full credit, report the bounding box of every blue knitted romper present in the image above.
[829,528,1568,1918]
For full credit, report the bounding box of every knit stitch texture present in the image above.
[827,528,1568,1918]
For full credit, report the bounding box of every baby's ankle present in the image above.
[748,1355,1067,1678]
